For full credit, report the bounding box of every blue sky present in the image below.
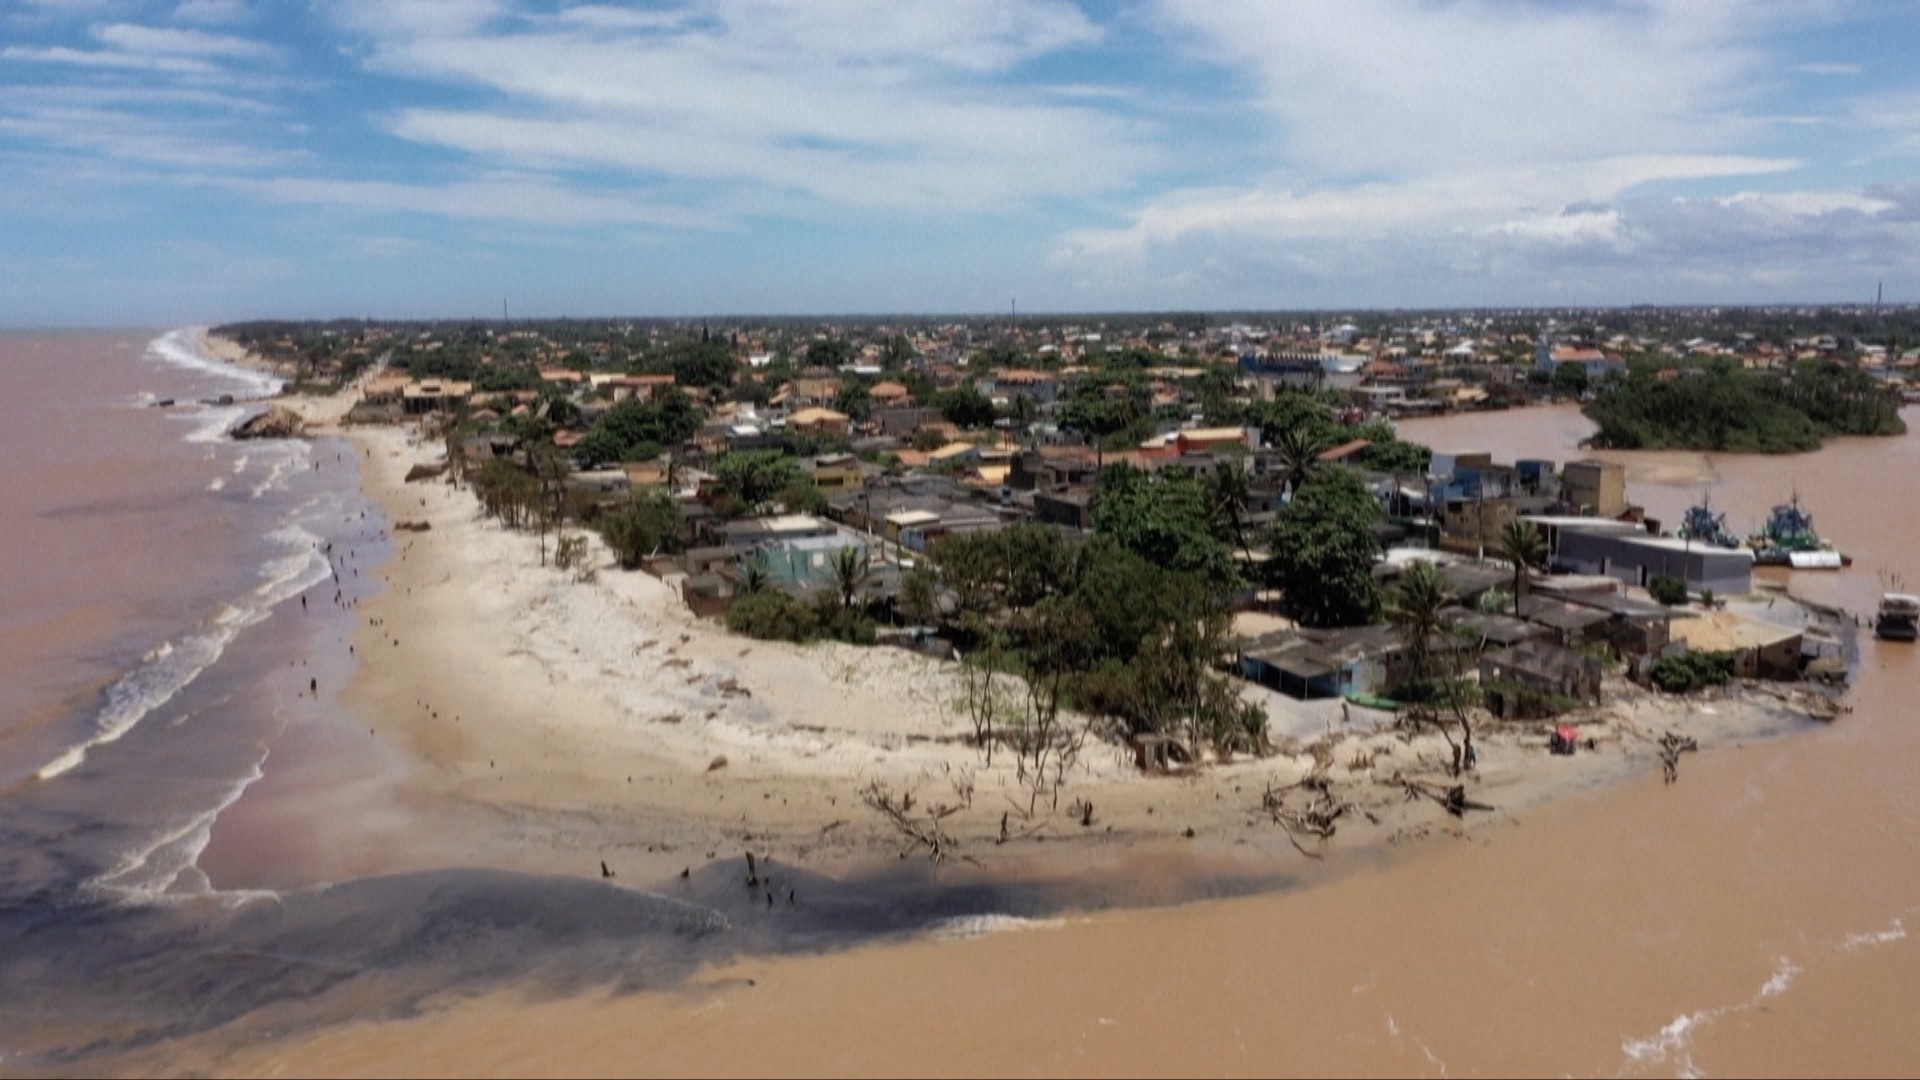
[4,0,1920,325]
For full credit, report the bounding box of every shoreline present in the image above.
[193,386,1851,899]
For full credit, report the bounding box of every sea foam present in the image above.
[145,327,282,399]
[35,523,332,783]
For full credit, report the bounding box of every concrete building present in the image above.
[1561,459,1628,518]
[1555,528,1754,597]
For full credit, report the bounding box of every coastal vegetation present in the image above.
[1650,650,1738,694]
[1264,467,1383,628]
[936,520,1264,768]
[1585,359,1906,453]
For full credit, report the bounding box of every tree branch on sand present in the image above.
[1397,776,1496,817]
[858,780,979,866]
[1259,772,1356,858]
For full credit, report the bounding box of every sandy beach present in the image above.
[187,357,1845,895]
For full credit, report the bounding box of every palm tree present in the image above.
[831,544,872,609]
[1208,459,1255,567]
[1273,426,1327,495]
[1387,559,1453,684]
[739,562,769,596]
[1497,519,1545,616]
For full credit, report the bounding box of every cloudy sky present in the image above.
[5,0,1920,324]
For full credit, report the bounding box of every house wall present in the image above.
[1562,461,1628,517]
[1556,530,1752,597]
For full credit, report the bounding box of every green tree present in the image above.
[1497,518,1545,615]
[1273,425,1328,494]
[1092,464,1240,594]
[1207,459,1256,566]
[807,337,855,369]
[899,563,939,625]
[1361,436,1432,476]
[882,335,916,370]
[712,451,800,512]
[936,386,997,429]
[598,490,685,569]
[658,340,736,390]
[726,590,818,642]
[1648,574,1689,606]
[1266,467,1382,628]
[831,544,872,609]
[1550,361,1590,398]
[834,380,872,420]
[1386,559,1453,685]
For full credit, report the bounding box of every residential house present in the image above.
[1669,611,1804,679]
[752,534,871,591]
[401,379,473,415]
[1033,488,1095,531]
[1237,625,1418,700]
[1479,641,1604,716]
[868,381,913,409]
[1560,590,1676,656]
[787,407,852,438]
[873,406,943,439]
[1173,427,1254,455]
[927,442,981,469]
[803,453,864,493]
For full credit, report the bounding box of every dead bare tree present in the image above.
[1259,771,1355,857]
[858,780,978,866]
[1397,776,1497,817]
[1658,731,1699,783]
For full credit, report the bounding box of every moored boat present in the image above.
[1749,493,1844,569]
[1876,594,1920,641]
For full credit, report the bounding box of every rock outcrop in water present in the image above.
[229,405,306,440]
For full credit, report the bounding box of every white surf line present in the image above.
[1616,955,1801,1079]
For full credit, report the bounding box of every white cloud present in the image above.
[0,104,299,169]
[1152,0,1788,178]
[228,174,726,229]
[173,0,250,23]
[327,0,1143,216]
[1044,0,1908,305]
[1,44,217,74]
[94,22,276,60]
[1794,62,1861,75]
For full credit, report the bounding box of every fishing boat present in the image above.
[1748,493,1847,568]
[1875,594,1920,641]
[1674,492,1740,549]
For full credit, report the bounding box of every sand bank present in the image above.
[271,417,1844,893]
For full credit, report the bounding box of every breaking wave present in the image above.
[145,327,281,399]
[1618,956,1800,1078]
[34,524,332,783]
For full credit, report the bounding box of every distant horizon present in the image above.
[9,296,1920,335]
[6,1,1920,325]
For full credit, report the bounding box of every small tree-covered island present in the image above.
[1584,357,1906,453]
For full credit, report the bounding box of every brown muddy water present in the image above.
[7,355,1919,1078]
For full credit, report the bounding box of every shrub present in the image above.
[1648,574,1689,606]
[1650,650,1737,693]
[725,591,819,642]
